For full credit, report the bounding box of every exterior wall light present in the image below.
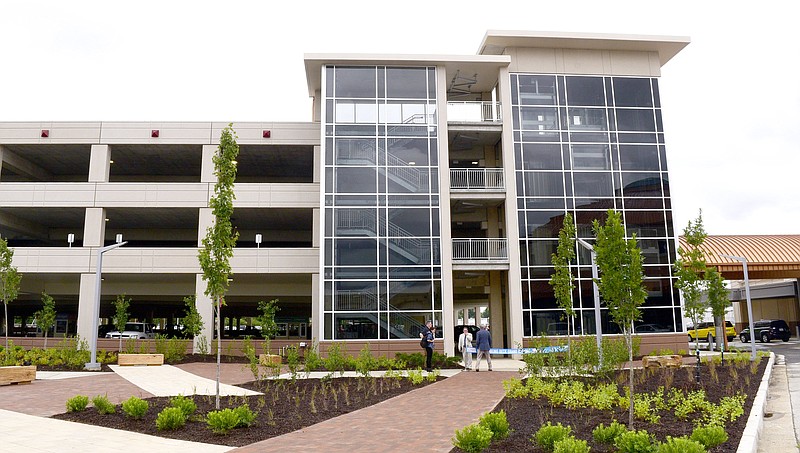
[255,233,262,248]
[41,129,49,138]
[67,233,75,248]
[263,130,271,138]
[151,129,159,138]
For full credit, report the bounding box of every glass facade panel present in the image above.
[322,64,441,340]
[512,73,677,338]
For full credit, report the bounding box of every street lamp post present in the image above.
[85,237,127,370]
[719,254,756,362]
[577,238,603,366]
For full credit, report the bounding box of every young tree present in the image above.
[706,267,730,353]
[549,213,576,361]
[112,294,131,353]
[198,123,239,409]
[0,237,21,355]
[673,211,709,353]
[255,299,280,341]
[34,292,57,350]
[593,209,647,428]
[181,295,204,339]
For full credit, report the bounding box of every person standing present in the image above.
[474,324,492,372]
[458,326,473,370]
[425,326,436,372]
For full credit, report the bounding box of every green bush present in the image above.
[407,369,425,385]
[302,340,323,375]
[91,395,116,414]
[657,436,706,453]
[452,423,493,453]
[614,429,656,453]
[478,410,510,441]
[156,407,186,431]
[554,436,590,453]
[233,404,256,427]
[169,394,197,418]
[206,408,240,434]
[395,351,460,369]
[533,422,573,452]
[121,396,149,419]
[355,343,377,378]
[690,425,727,449]
[323,342,353,375]
[286,345,300,381]
[66,395,89,412]
[592,420,628,444]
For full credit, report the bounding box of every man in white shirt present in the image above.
[457,327,473,371]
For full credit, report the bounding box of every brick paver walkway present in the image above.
[231,370,515,453]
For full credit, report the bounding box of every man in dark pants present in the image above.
[425,326,436,372]
[474,324,492,371]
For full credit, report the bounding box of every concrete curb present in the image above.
[737,352,775,453]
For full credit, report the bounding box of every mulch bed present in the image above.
[455,357,768,453]
[53,375,438,446]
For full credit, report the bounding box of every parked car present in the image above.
[105,322,155,339]
[739,319,791,343]
[635,323,671,333]
[687,321,736,343]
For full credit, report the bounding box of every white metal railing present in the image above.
[450,168,505,190]
[447,101,502,123]
[452,238,509,261]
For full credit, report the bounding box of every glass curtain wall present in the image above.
[322,65,443,340]
[511,74,679,338]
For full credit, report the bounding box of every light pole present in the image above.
[720,254,756,362]
[85,235,127,370]
[577,238,603,366]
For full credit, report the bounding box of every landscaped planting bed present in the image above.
[452,355,767,453]
[54,373,440,446]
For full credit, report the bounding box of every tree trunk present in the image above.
[3,301,8,353]
[215,297,221,410]
[627,327,634,429]
[43,331,48,350]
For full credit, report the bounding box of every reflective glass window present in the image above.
[572,172,613,197]
[567,108,607,131]
[517,75,557,105]
[571,144,611,170]
[616,109,656,132]
[520,107,559,131]
[334,208,377,237]
[613,78,653,107]
[335,138,376,165]
[386,68,428,99]
[335,167,376,193]
[333,314,379,340]
[335,67,376,98]
[387,138,430,166]
[522,143,562,170]
[334,238,377,266]
[566,77,605,106]
[525,211,565,238]
[388,208,431,236]
[618,145,660,171]
[527,240,558,265]
[624,211,666,237]
[522,172,565,197]
[621,172,664,197]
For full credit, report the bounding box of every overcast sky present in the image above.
[1,1,797,237]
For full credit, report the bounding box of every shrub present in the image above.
[92,394,116,414]
[206,408,240,434]
[122,396,149,419]
[323,342,353,375]
[657,436,706,453]
[66,395,89,412]
[233,404,256,427]
[533,422,573,452]
[156,407,186,431]
[407,369,425,385]
[614,429,656,453]
[355,344,378,378]
[452,423,493,453]
[554,436,590,453]
[592,420,628,444]
[302,340,323,374]
[395,351,459,369]
[169,394,197,418]
[478,410,510,441]
[690,425,727,449]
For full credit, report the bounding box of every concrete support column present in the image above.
[312,208,320,247]
[89,145,110,182]
[313,145,321,183]
[194,274,214,353]
[83,208,106,247]
[197,208,214,246]
[0,145,4,179]
[311,273,321,342]
[489,270,505,347]
[201,144,217,183]
[76,273,98,344]
[436,65,455,356]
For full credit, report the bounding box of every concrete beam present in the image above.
[0,145,53,181]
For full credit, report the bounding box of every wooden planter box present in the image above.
[259,353,282,366]
[0,365,36,386]
[118,353,164,366]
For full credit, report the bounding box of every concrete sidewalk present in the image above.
[757,354,799,452]
[109,364,260,397]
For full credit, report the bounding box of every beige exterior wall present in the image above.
[505,47,662,77]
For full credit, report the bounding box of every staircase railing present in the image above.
[452,238,509,261]
[450,168,505,190]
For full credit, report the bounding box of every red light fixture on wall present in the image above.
[151,130,160,138]
[41,129,49,138]
[262,130,271,138]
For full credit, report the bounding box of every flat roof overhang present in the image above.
[304,54,511,96]
[478,30,690,66]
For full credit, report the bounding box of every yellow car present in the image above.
[687,321,736,342]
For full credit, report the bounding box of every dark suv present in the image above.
[739,319,791,343]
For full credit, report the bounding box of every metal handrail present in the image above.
[450,168,505,190]
[452,238,509,261]
[447,101,502,123]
